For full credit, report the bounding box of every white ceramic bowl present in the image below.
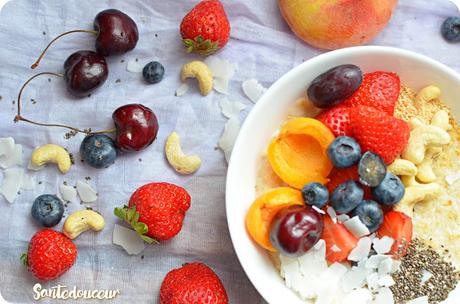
[226,46,460,304]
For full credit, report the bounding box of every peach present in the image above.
[278,0,398,50]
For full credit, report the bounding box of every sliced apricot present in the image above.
[268,118,335,189]
[245,187,304,252]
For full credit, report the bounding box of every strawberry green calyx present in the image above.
[114,205,159,244]
[183,36,219,56]
[20,253,28,266]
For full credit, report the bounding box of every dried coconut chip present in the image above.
[407,296,429,304]
[312,206,325,214]
[344,216,370,238]
[337,214,350,223]
[219,99,246,119]
[365,254,388,269]
[373,236,395,254]
[378,274,395,287]
[0,137,15,157]
[341,265,368,292]
[214,77,230,94]
[204,56,235,79]
[366,272,380,290]
[218,117,240,163]
[342,288,372,304]
[421,269,433,284]
[378,257,394,278]
[76,180,97,203]
[113,224,145,255]
[327,206,337,223]
[21,173,35,190]
[0,168,24,203]
[331,244,341,252]
[242,79,267,103]
[0,144,22,168]
[126,59,144,73]
[59,184,77,202]
[348,237,372,262]
[374,287,395,304]
[175,83,189,97]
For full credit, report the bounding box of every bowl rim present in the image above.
[225,45,460,302]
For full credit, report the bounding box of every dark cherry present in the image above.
[94,9,139,57]
[270,205,324,257]
[64,50,108,97]
[112,104,159,152]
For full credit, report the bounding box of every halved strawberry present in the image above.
[377,211,413,259]
[321,215,358,263]
[315,105,352,137]
[326,166,372,199]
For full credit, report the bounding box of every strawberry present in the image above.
[350,106,410,164]
[160,262,228,304]
[22,229,77,281]
[315,105,352,137]
[321,215,358,263]
[326,166,372,199]
[180,0,230,55]
[377,211,413,259]
[114,182,191,242]
[342,71,400,115]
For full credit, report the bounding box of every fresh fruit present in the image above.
[372,172,405,206]
[112,104,159,152]
[301,182,329,209]
[327,136,361,168]
[350,106,410,164]
[270,205,324,257]
[330,180,364,214]
[358,151,387,187]
[80,134,117,168]
[307,65,363,108]
[350,200,383,233]
[143,61,165,84]
[160,262,228,304]
[343,71,400,115]
[180,0,230,55]
[23,229,77,281]
[278,0,397,50]
[31,194,64,227]
[245,187,304,251]
[441,17,460,42]
[268,118,335,189]
[114,182,191,242]
[321,215,358,263]
[377,211,413,258]
[315,105,352,137]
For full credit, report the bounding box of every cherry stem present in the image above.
[14,72,117,136]
[31,29,98,69]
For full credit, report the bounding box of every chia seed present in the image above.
[115,79,121,83]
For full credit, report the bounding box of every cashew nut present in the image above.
[31,144,72,173]
[387,159,418,176]
[63,209,105,239]
[416,85,441,103]
[181,61,213,96]
[431,110,451,131]
[165,132,201,174]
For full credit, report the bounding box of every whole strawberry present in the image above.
[114,182,191,242]
[22,229,77,281]
[160,262,228,304]
[180,0,230,55]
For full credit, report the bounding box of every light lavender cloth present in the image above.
[0,0,459,303]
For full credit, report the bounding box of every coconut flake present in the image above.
[279,254,302,290]
[366,272,379,290]
[113,224,146,255]
[344,216,370,238]
[348,237,372,262]
[312,205,326,214]
[373,236,395,254]
[126,59,144,73]
[0,168,24,203]
[365,254,388,269]
[175,83,189,97]
[374,287,395,304]
[76,180,98,203]
[342,288,372,304]
[204,56,236,79]
[218,117,240,162]
[327,206,337,223]
[59,184,77,202]
[378,275,395,287]
[316,263,348,304]
[390,260,401,274]
[0,137,15,157]
[21,173,35,190]
[421,269,433,284]
[0,144,22,168]
[407,296,429,304]
[214,77,230,94]
[378,257,394,278]
[341,266,368,292]
[242,79,267,103]
[219,99,246,119]
[337,214,350,223]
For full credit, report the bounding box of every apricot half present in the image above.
[246,187,304,252]
[268,118,335,189]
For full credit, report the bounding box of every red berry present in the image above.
[350,106,410,164]
[377,211,413,259]
[160,262,228,304]
[180,0,230,55]
[315,105,352,137]
[25,229,77,281]
[321,216,358,263]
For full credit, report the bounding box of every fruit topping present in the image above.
[358,151,387,187]
[330,180,364,214]
[350,200,384,233]
[269,205,324,257]
[372,172,405,206]
[31,194,64,227]
[327,136,361,168]
[315,104,352,137]
[441,17,460,42]
[301,182,329,209]
[377,211,413,259]
[245,187,304,251]
[321,215,358,263]
[80,134,117,169]
[307,64,363,108]
[350,106,410,164]
[268,118,335,188]
[142,61,165,84]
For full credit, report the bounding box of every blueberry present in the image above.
[142,61,165,84]
[80,134,117,169]
[351,200,383,233]
[31,194,64,227]
[358,151,386,187]
[372,172,405,206]
[327,136,361,168]
[441,17,460,42]
[330,180,364,214]
[301,182,329,209]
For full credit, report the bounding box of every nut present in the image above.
[63,209,105,239]
[165,132,201,175]
[181,61,213,96]
[416,147,441,183]
[416,85,441,103]
[431,110,451,131]
[31,144,72,173]
[387,159,418,176]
